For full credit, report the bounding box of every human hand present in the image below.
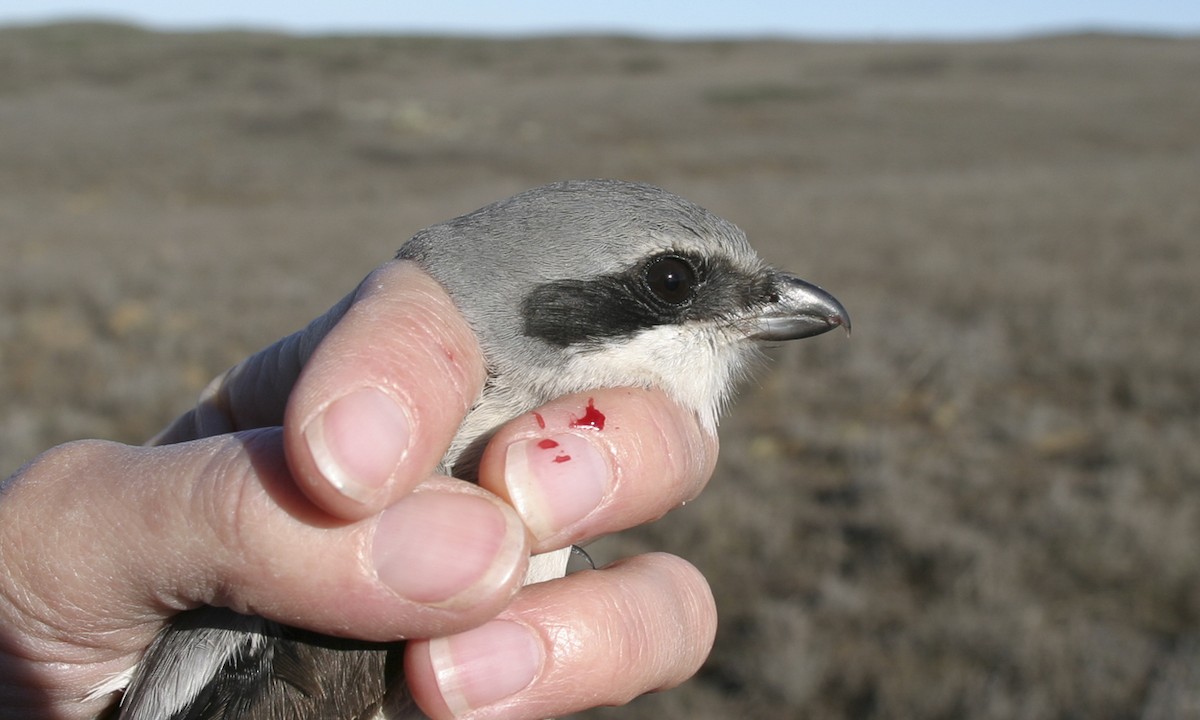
[0,260,718,719]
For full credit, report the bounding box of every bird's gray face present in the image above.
[398,179,848,438]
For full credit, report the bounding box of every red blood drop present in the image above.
[553,454,572,463]
[537,439,559,449]
[532,412,546,429]
[570,398,606,430]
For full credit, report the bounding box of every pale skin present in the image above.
[0,261,719,720]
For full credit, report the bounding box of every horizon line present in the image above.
[3,14,1199,43]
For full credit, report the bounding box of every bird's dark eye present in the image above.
[643,255,697,305]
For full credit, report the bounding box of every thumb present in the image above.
[0,430,527,713]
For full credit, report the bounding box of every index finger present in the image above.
[283,261,487,519]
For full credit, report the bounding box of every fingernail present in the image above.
[303,387,411,503]
[429,620,543,715]
[373,492,525,605]
[504,433,609,541]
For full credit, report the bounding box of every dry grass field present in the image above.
[2,22,1199,719]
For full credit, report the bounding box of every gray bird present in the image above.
[108,179,849,719]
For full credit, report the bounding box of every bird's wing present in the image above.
[119,606,394,720]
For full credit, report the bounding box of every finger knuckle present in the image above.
[5,439,122,492]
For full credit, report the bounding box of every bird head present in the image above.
[398,179,849,467]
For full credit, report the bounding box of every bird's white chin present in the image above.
[556,323,759,433]
[441,322,759,477]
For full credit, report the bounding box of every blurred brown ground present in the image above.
[2,22,1199,719]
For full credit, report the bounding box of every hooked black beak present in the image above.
[749,273,851,341]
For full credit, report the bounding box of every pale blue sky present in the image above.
[1,1,1198,38]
